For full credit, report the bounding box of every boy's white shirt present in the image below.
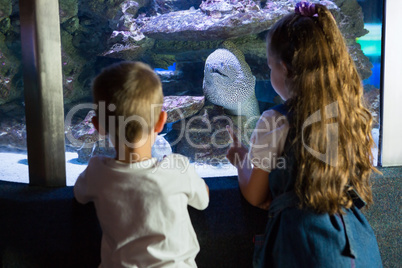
[74,154,209,268]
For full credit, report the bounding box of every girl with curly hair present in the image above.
[226,2,382,267]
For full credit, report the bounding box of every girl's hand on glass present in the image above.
[226,125,248,167]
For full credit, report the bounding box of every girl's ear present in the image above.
[154,111,167,134]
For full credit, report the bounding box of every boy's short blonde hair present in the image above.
[92,61,163,143]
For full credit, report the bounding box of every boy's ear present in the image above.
[154,111,167,134]
[280,60,288,75]
[92,116,106,135]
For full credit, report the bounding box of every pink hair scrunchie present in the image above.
[295,1,317,17]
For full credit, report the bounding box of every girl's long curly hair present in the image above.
[268,4,378,214]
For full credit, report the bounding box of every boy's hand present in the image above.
[226,126,248,167]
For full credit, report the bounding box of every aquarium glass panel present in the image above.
[0,1,29,183]
[0,0,384,184]
[356,0,383,165]
[61,0,383,184]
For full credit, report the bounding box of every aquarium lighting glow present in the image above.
[154,62,177,72]
[356,23,382,57]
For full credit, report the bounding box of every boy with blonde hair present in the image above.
[74,61,209,268]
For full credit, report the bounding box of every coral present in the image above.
[332,0,368,38]
[0,31,22,105]
[200,0,261,14]
[0,0,375,118]
[146,53,176,70]
[59,0,78,23]
[363,86,380,128]
[0,0,12,21]
[60,29,88,103]
[348,41,372,80]
[61,16,80,34]
[163,96,205,123]
[152,0,202,14]
[0,17,10,34]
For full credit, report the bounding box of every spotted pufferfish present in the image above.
[203,41,260,117]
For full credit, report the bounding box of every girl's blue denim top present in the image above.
[253,103,382,268]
